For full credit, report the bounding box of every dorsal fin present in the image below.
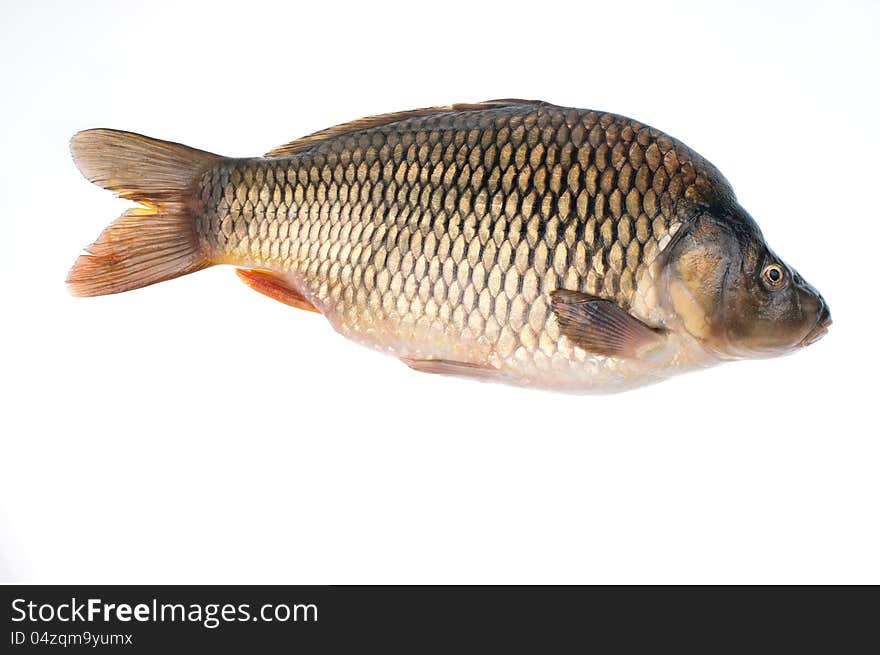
[264,99,550,158]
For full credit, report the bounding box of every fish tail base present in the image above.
[67,129,223,297]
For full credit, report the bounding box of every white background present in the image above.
[1,1,877,584]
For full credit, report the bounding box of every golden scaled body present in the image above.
[194,101,727,390]
[68,100,829,392]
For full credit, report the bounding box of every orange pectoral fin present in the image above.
[550,289,665,358]
[235,269,319,313]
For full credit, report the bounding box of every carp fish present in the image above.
[68,100,830,393]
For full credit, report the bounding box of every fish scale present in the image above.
[193,102,727,388]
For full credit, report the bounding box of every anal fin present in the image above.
[550,290,665,358]
[401,358,502,382]
[236,269,318,313]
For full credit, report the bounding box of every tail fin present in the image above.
[67,129,223,296]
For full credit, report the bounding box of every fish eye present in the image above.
[762,264,785,289]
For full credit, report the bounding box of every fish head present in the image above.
[664,206,830,360]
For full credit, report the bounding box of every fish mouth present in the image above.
[800,315,832,347]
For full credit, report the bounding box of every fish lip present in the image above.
[800,317,832,347]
